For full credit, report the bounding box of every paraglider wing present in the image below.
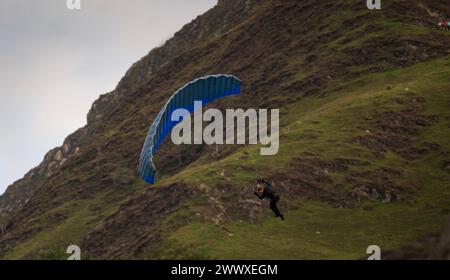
[139,74,241,184]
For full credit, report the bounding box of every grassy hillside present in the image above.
[149,56,450,259]
[1,0,450,259]
[5,55,449,260]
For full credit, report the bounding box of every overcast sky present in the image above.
[0,0,217,194]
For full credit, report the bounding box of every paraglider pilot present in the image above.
[254,177,285,221]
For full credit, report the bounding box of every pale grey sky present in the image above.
[0,0,217,194]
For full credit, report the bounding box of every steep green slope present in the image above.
[1,0,449,259]
[150,56,450,259]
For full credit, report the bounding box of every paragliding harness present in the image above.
[254,177,285,220]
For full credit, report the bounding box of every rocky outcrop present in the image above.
[0,127,86,218]
[86,0,264,127]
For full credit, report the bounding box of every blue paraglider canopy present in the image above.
[139,74,241,184]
